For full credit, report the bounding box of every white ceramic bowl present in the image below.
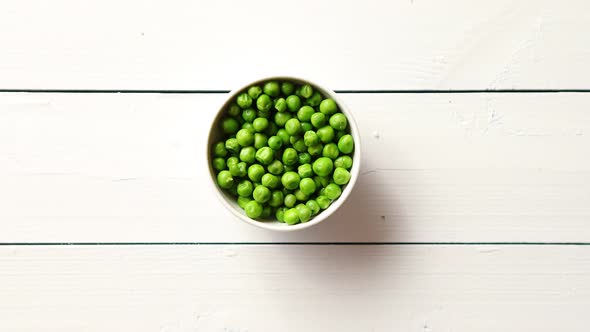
[207,76,361,231]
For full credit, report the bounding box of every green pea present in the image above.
[237,196,251,209]
[228,103,241,117]
[289,135,300,145]
[230,185,241,197]
[257,108,271,119]
[261,205,272,219]
[254,133,268,149]
[247,164,265,182]
[295,86,303,96]
[261,173,280,189]
[333,167,351,185]
[230,187,240,197]
[294,189,308,201]
[281,171,300,190]
[268,136,282,150]
[257,94,273,112]
[244,200,263,218]
[313,176,322,190]
[228,182,239,196]
[334,155,353,170]
[239,146,256,164]
[336,130,346,140]
[253,185,271,203]
[252,118,269,132]
[337,134,354,154]
[292,137,307,153]
[274,97,287,112]
[316,195,331,210]
[236,128,254,147]
[241,122,254,130]
[281,82,295,96]
[298,152,311,165]
[267,160,284,175]
[300,84,314,98]
[306,200,320,215]
[227,156,239,168]
[284,194,297,208]
[319,98,338,115]
[255,147,274,165]
[284,164,296,173]
[316,175,331,188]
[298,164,313,178]
[299,178,316,195]
[225,138,240,153]
[304,131,319,147]
[323,143,340,160]
[324,183,342,200]
[276,206,287,222]
[213,142,227,157]
[274,112,291,127]
[269,190,284,207]
[265,122,278,136]
[312,157,333,177]
[213,157,226,171]
[248,86,262,99]
[284,208,300,225]
[286,95,301,112]
[297,106,315,122]
[329,113,348,131]
[276,129,290,145]
[222,117,239,135]
[307,143,323,157]
[285,118,301,135]
[237,93,253,109]
[296,203,312,222]
[242,108,257,123]
[235,184,244,197]
[306,91,322,107]
[317,126,335,143]
[237,180,254,197]
[216,170,234,189]
[263,81,281,97]
[229,161,247,177]
[310,112,326,128]
[301,122,313,132]
[282,148,298,166]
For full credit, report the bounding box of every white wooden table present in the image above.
[1,1,589,330]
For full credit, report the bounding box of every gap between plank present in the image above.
[0,242,589,246]
[0,89,590,94]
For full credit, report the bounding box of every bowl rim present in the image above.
[206,75,361,232]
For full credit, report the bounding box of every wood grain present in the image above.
[1,92,589,242]
[0,245,588,331]
[1,0,589,89]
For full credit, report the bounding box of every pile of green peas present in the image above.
[211,80,354,225]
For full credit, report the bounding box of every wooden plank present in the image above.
[1,92,589,242]
[0,245,588,331]
[1,0,589,90]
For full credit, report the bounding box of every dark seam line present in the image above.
[0,242,588,246]
[0,89,230,94]
[1,89,590,94]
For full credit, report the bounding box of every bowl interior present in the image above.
[207,76,361,231]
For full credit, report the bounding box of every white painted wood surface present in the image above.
[1,245,588,331]
[1,92,589,242]
[3,1,590,330]
[1,0,589,89]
